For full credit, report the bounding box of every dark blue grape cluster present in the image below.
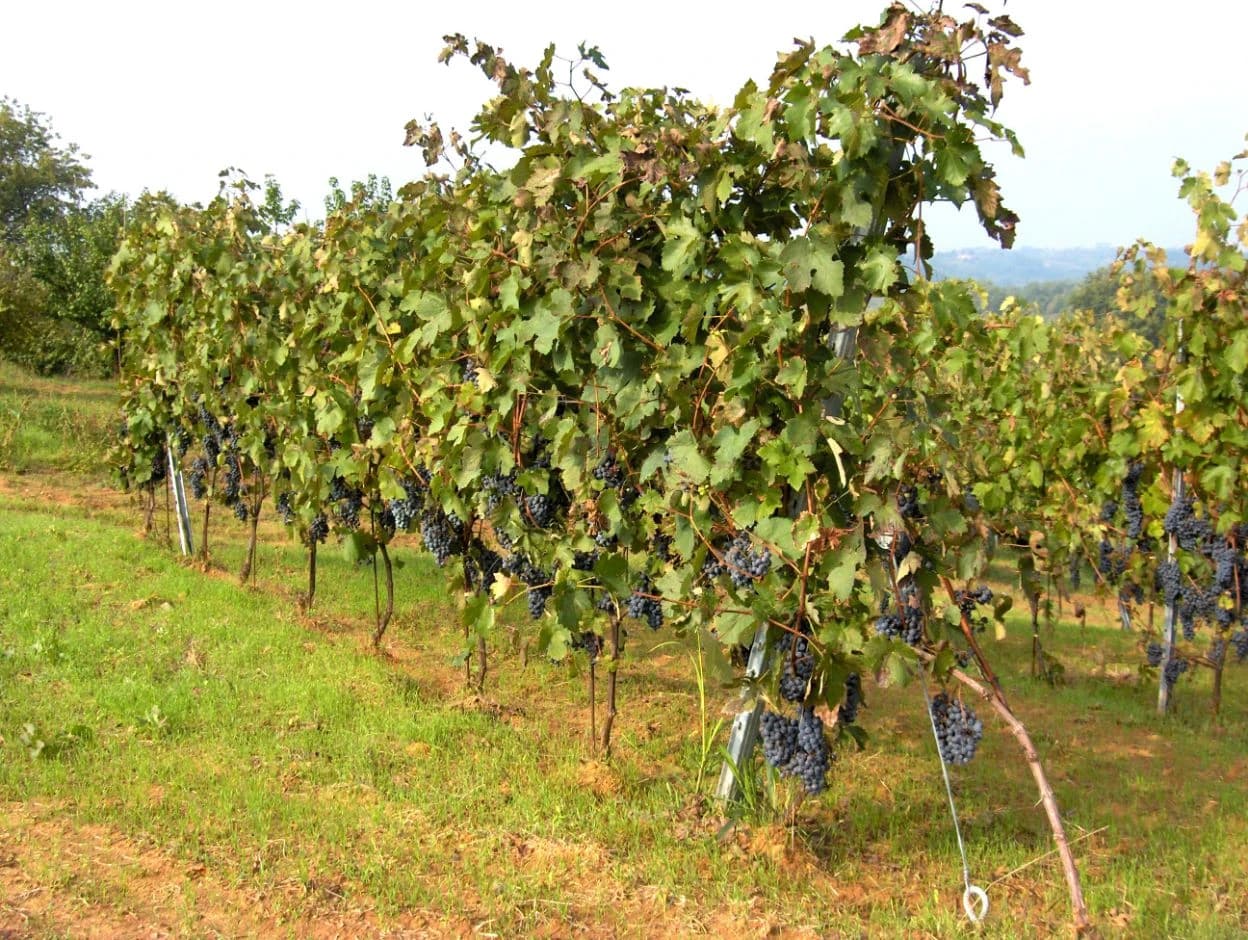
[306,514,329,545]
[1177,585,1223,640]
[194,403,221,453]
[419,507,465,566]
[1163,656,1189,689]
[524,492,560,528]
[954,585,994,615]
[1122,463,1144,539]
[1232,629,1248,662]
[700,547,726,582]
[776,633,814,703]
[1146,641,1164,667]
[502,554,552,619]
[592,453,624,489]
[759,710,797,768]
[482,468,520,513]
[1096,539,1128,580]
[898,485,922,520]
[626,576,663,629]
[275,490,295,525]
[1100,500,1118,523]
[929,692,984,765]
[202,427,221,462]
[1164,493,1213,552]
[759,707,831,795]
[329,476,363,530]
[1210,540,1239,592]
[875,606,924,646]
[387,476,425,532]
[1178,594,1198,640]
[188,456,210,499]
[838,672,862,725]
[1097,539,1113,577]
[221,454,242,504]
[572,550,599,572]
[216,441,252,523]
[461,357,479,385]
[1068,553,1082,591]
[724,530,771,589]
[651,531,673,562]
[173,426,193,458]
[1149,493,1248,646]
[482,440,567,529]
[526,436,552,469]
[790,708,831,794]
[463,543,504,595]
[875,583,924,645]
[1154,559,1181,605]
[352,392,375,443]
[572,630,603,660]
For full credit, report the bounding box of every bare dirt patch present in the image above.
[0,802,457,938]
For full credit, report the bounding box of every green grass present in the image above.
[2,370,1248,936]
[0,360,116,474]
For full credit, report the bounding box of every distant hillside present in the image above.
[929,244,1187,327]
[930,245,1122,286]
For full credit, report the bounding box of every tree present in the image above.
[0,98,107,374]
[0,97,93,244]
[324,173,392,215]
[19,193,127,337]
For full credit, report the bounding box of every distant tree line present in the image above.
[976,265,1168,344]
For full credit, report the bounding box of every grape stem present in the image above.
[599,613,622,756]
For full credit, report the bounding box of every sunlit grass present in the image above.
[0,360,116,474]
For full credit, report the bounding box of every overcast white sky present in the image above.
[3,1,1244,249]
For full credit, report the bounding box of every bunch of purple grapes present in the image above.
[724,530,771,589]
[504,554,552,619]
[1162,656,1189,689]
[625,575,663,629]
[1122,463,1144,539]
[929,692,983,765]
[776,633,814,703]
[420,507,465,566]
[759,706,831,795]
[592,452,624,489]
[1164,493,1212,552]
[898,484,922,520]
[875,583,924,645]
[954,585,994,615]
[306,514,329,545]
[328,475,363,530]
[838,672,862,725]
[1146,641,1164,667]
[387,476,425,532]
